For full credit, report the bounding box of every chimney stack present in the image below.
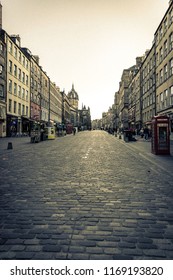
[10,35,21,47]
[33,55,40,64]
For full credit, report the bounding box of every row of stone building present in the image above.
[93,1,173,135]
[0,4,91,137]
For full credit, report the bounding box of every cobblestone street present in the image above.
[0,130,173,260]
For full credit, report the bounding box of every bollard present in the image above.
[7,142,13,150]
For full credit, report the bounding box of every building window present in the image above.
[169,58,173,76]
[169,33,173,51]
[9,41,12,53]
[22,56,25,66]
[164,64,168,80]
[26,106,28,117]
[22,72,25,83]
[160,69,163,84]
[14,64,17,77]
[14,101,17,114]
[14,46,17,58]
[18,103,21,115]
[169,8,173,25]
[22,88,25,99]
[26,90,28,101]
[9,80,12,93]
[165,89,168,97]
[14,82,17,95]
[19,51,21,62]
[164,18,168,32]
[170,86,173,105]
[18,85,21,98]
[164,40,168,57]
[26,60,28,69]
[0,84,4,97]
[9,99,12,112]
[156,52,159,65]
[159,47,163,62]
[34,80,37,90]
[18,68,21,80]
[31,77,34,88]
[156,73,159,86]
[26,75,28,86]
[0,65,3,75]
[170,86,173,95]
[159,26,163,40]
[9,60,12,73]
[0,43,4,54]
[22,104,25,115]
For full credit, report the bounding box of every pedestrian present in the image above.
[140,128,144,138]
[73,127,76,135]
[144,126,149,140]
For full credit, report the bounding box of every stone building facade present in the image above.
[0,29,6,137]
[155,1,173,132]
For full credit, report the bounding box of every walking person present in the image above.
[144,126,149,140]
[73,127,76,135]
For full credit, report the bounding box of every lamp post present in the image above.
[150,74,156,117]
[48,77,50,127]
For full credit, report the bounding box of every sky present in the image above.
[1,0,169,120]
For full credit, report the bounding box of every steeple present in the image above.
[67,84,79,109]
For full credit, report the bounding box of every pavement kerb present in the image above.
[114,134,173,178]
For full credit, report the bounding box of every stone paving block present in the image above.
[0,239,7,245]
[143,249,166,258]
[67,253,90,260]
[42,245,61,252]
[68,246,86,253]
[0,245,12,252]
[103,247,121,255]
[11,245,25,251]
[137,243,157,249]
[0,132,173,259]
[118,242,136,249]
[24,239,40,245]
[86,247,103,254]
[71,240,96,247]
[113,254,133,260]
[15,252,35,259]
[0,252,16,259]
[89,254,114,260]
[25,246,43,252]
[122,248,143,256]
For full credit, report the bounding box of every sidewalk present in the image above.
[0,136,30,153]
[115,134,173,178]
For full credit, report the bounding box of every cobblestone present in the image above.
[0,131,173,259]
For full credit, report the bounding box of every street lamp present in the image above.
[48,77,50,127]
